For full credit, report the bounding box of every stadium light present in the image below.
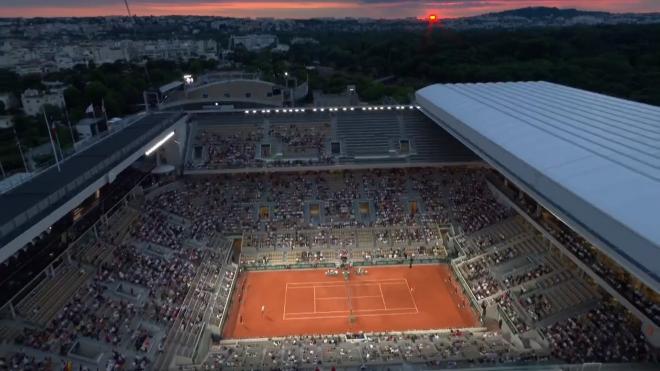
[145,131,174,156]
[252,110,257,113]
[416,105,421,109]
[409,105,414,109]
[342,107,347,111]
[350,107,355,111]
[313,108,317,112]
[244,110,250,114]
[387,106,392,110]
[379,106,384,110]
[362,107,366,111]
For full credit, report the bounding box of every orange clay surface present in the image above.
[222,265,478,339]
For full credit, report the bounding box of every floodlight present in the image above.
[145,131,174,156]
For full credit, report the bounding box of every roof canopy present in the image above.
[417,81,660,292]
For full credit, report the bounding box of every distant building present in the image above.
[313,85,360,107]
[183,79,283,106]
[15,62,43,76]
[271,44,290,53]
[20,88,66,116]
[0,92,18,111]
[229,34,278,51]
[0,115,13,129]
[290,37,319,45]
[159,73,286,109]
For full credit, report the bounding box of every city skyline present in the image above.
[1,0,660,19]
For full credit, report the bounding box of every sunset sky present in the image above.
[1,0,659,19]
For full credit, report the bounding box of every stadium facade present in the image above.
[0,81,658,369]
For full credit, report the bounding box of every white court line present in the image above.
[283,279,413,317]
[378,283,388,310]
[378,281,410,286]
[287,283,381,290]
[287,281,405,291]
[315,295,383,300]
[289,281,406,290]
[404,278,419,314]
[283,283,288,320]
[284,310,418,321]
[286,278,407,286]
[286,306,417,315]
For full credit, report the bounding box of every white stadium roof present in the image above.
[416,81,660,292]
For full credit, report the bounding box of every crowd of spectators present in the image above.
[131,207,188,250]
[144,168,510,255]
[189,122,337,170]
[202,330,546,370]
[270,123,330,158]
[5,188,235,371]
[544,221,660,325]
[502,264,553,289]
[194,127,263,169]
[447,171,514,234]
[506,184,660,327]
[544,300,652,363]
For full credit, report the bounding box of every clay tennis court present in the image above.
[222,265,477,339]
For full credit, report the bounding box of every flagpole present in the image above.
[43,109,61,172]
[62,96,76,147]
[12,127,28,173]
[54,125,64,161]
[0,159,5,179]
[102,98,109,125]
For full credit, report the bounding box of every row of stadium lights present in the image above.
[244,105,421,115]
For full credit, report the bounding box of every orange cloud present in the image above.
[0,1,659,19]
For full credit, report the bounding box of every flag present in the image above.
[50,120,58,138]
[102,98,109,125]
[85,104,94,114]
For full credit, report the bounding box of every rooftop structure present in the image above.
[0,112,185,261]
[417,81,660,293]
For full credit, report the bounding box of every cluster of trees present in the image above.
[281,23,660,105]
